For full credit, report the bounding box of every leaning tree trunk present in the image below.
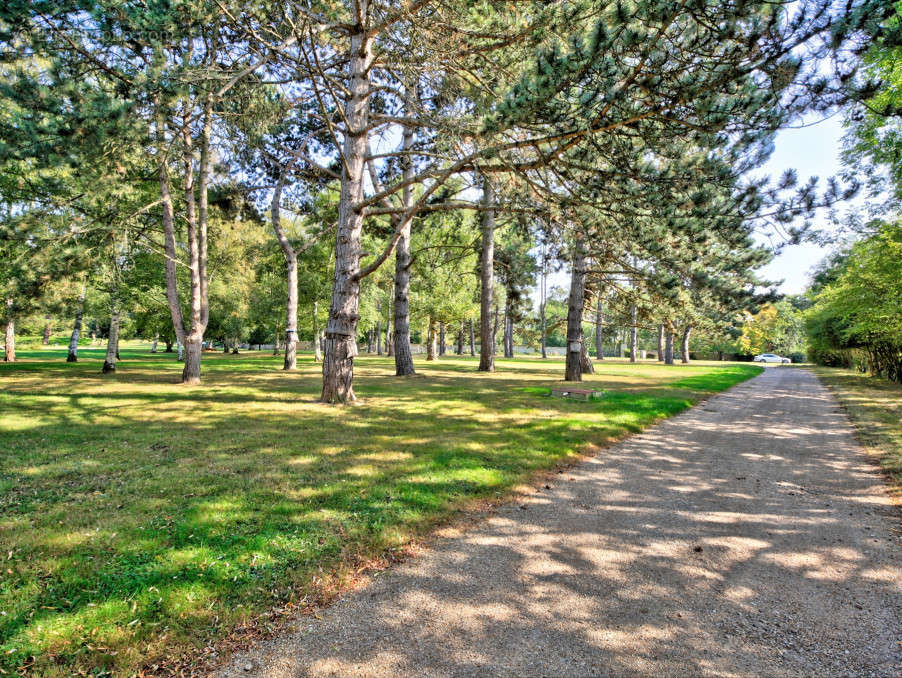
[4,299,14,363]
[657,324,665,362]
[665,329,675,365]
[629,305,638,363]
[469,319,475,356]
[565,237,588,381]
[67,286,86,363]
[321,30,371,403]
[595,295,604,360]
[42,316,51,345]
[102,301,121,374]
[477,179,496,372]
[681,324,692,364]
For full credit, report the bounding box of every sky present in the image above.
[754,113,848,294]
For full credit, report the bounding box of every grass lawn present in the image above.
[0,345,761,675]
[810,366,902,497]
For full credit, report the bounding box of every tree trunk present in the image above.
[67,286,86,363]
[595,295,604,360]
[151,334,159,353]
[503,307,513,358]
[426,319,436,361]
[4,299,14,363]
[321,29,370,403]
[439,321,446,356]
[385,289,393,357]
[681,324,692,364]
[469,319,475,356]
[42,316,51,345]
[540,247,548,360]
[580,329,595,374]
[165,337,173,353]
[392,102,415,375]
[367,329,374,353]
[102,302,120,374]
[565,237,588,381]
[629,305,638,363]
[477,179,496,372]
[376,303,383,355]
[157,99,211,385]
[271,180,299,371]
[456,324,464,355]
[491,303,500,359]
[657,324,665,362]
[177,340,184,362]
[313,300,322,362]
[665,330,675,365]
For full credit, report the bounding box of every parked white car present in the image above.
[754,353,791,364]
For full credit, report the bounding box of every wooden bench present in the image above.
[550,388,604,401]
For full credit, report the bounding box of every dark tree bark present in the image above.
[477,179,495,372]
[164,337,173,353]
[67,286,86,363]
[665,329,675,365]
[565,237,588,381]
[321,30,371,403]
[540,248,548,359]
[102,301,120,374]
[439,321,446,356]
[657,324,665,362]
[456,324,464,355]
[367,329,374,353]
[42,316,51,345]
[469,319,475,356]
[629,305,638,363]
[681,324,692,364]
[595,295,604,360]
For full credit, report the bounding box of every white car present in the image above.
[754,353,791,364]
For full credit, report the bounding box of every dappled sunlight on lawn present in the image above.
[0,347,760,674]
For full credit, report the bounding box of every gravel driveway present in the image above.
[219,367,902,677]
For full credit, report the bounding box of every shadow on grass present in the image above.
[0,352,760,675]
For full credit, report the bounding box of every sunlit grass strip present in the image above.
[810,366,902,495]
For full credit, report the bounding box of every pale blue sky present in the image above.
[755,113,848,294]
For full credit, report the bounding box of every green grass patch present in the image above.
[810,366,902,494]
[0,347,760,675]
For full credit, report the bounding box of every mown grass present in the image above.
[0,345,761,675]
[810,366,902,496]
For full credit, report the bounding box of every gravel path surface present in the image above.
[218,367,902,677]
